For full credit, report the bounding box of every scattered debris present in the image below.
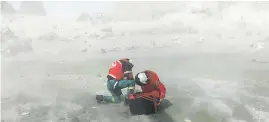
[197,37,204,43]
[251,59,268,64]
[77,76,83,80]
[21,112,30,116]
[101,49,107,54]
[125,45,138,51]
[184,117,192,122]
[172,36,181,44]
[96,73,102,78]
[81,48,88,52]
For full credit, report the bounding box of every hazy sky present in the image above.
[8,1,113,18]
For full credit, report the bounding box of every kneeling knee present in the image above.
[112,97,121,103]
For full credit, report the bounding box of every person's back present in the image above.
[135,70,166,101]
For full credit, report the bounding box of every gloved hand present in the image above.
[124,93,135,106]
[155,98,163,106]
[128,93,135,100]
[123,72,134,80]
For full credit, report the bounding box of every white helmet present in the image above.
[135,72,148,85]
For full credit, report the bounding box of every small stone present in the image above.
[184,118,191,122]
[96,73,102,77]
[21,112,30,116]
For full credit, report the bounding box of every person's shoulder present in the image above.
[145,70,157,75]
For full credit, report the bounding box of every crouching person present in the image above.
[96,58,135,104]
[128,70,166,115]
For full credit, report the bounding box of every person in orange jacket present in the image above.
[96,58,135,104]
[133,70,166,106]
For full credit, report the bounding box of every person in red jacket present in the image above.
[133,70,166,106]
[96,58,135,104]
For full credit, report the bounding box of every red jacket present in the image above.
[108,60,124,80]
[108,58,133,80]
[140,70,166,100]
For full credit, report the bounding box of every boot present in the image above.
[96,95,104,103]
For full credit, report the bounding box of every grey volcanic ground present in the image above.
[1,1,269,122]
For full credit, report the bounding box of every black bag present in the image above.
[129,97,156,115]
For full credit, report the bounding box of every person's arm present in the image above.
[158,81,166,100]
[151,71,166,100]
[121,61,134,80]
[138,89,160,98]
